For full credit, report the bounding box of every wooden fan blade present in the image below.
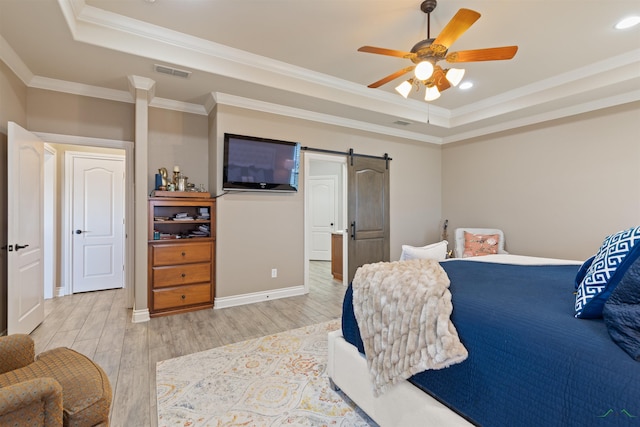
[432,68,451,92]
[446,46,518,62]
[431,9,481,54]
[367,66,415,88]
[358,46,414,59]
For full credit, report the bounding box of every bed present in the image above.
[327,254,640,427]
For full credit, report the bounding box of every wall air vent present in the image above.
[393,120,412,126]
[154,64,192,79]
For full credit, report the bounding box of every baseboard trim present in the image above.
[131,308,150,323]
[214,285,307,309]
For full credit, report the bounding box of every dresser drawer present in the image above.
[152,283,212,311]
[152,242,212,266]
[152,262,211,288]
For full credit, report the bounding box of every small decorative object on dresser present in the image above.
[148,196,215,317]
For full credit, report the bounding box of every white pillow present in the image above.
[400,240,448,261]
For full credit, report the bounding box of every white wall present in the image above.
[212,105,442,299]
[148,107,209,193]
[442,102,640,260]
[0,60,28,332]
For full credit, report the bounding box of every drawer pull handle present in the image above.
[181,295,186,300]
[181,252,186,256]
[181,273,186,278]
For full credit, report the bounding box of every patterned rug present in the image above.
[156,320,373,426]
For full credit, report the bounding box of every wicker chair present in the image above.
[0,334,112,426]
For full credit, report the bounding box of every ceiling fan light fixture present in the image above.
[395,80,414,98]
[446,68,465,86]
[358,4,517,102]
[414,61,434,80]
[615,16,640,30]
[425,85,441,101]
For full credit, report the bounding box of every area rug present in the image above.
[156,320,373,426]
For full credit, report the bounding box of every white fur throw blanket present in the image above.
[352,259,468,396]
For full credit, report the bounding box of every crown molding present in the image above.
[209,92,443,144]
[450,49,640,127]
[35,131,133,147]
[57,0,555,130]
[443,90,640,144]
[149,97,207,115]
[3,1,637,145]
[0,35,34,85]
[127,75,155,92]
[55,0,640,132]
[7,63,638,146]
[30,76,134,103]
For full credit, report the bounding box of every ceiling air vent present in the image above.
[393,120,412,126]
[154,64,191,79]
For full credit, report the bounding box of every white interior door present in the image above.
[7,122,45,334]
[70,153,125,293]
[309,176,336,261]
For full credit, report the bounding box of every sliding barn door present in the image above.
[347,156,390,282]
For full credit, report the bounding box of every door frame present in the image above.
[43,143,58,299]
[65,150,126,294]
[303,152,348,292]
[36,132,134,307]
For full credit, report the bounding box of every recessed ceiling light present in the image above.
[615,16,640,30]
[459,82,473,90]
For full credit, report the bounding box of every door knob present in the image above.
[75,229,89,234]
[15,244,29,251]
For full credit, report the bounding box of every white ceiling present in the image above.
[1,0,639,144]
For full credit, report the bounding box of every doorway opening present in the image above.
[303,152,348,293]
[38,133,134,307]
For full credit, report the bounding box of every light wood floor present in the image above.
[30,261,346,427]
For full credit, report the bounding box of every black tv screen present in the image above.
[223,133,301,192]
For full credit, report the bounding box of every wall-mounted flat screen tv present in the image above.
[223,133,301,192]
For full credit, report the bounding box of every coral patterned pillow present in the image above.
[463,232,500,257]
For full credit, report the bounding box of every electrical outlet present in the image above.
[271,268,277,278]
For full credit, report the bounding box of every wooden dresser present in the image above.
[148,195,215,317]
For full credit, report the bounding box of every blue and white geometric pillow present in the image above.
[574,255,595,289]
[575,226,640,318]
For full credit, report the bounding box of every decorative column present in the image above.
[128,75,155,323]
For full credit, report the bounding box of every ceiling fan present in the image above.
[358,0,518,101]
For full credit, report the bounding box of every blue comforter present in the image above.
[341,260,640,427]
